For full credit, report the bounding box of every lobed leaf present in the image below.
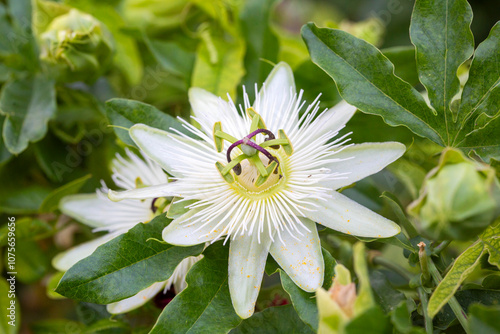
[410,0,474,144]
[301,23,445,146]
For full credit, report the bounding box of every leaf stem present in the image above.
[418,287,433,334]
[432,240,451,255]
[428,258,469,333]
[372,256,412,281]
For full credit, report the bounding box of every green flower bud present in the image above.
[408,148,500,241]
[40,9,114,83]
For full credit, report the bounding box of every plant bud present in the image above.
[408,148,500,241]
[40,9,114,83]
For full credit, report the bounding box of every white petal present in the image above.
[60,194,152,228]
[229,230,272,319]
[325,142,406,190]
[106,281,166,314]
[130,124,218,178]
[162,208,225,246]
[111,148,168,190]
[312,101,357,140]
[52,232,121,271]
[254,62,297,133]
[302,190,401,238]
[108,183,181,201]
[269,218,324,292]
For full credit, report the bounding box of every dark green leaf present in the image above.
[381,46,420,87]
[145,36,195,80]
[468,304,500,334]
[280,248,336,331]
[15,240,49,284]
[370,270,406,313]
[231,305,314,334]
[0,75,56,154]
[239,0,279,101]
[39,174,91,213]
[150,242,242,334]
[410,0,474,144]
[459,105,500,162]
[55,214,204,304]
[345,307,391,334]
[455,22,500,144]
[301,23,445,145]
[105,98,189,146]
[0,186,51,214]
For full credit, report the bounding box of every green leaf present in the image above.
[46,272,65,300]
[345,307,391,334]
[31,320,84,334]
[150,241,241,334]
[15,240,49,284]
[370,271,406,314]
[428,241,484,318]
[301,23,445,146]
[39,174,91,213]
[55,214,204,304]
[239,0,279,100]
[167,197,197,220]
[410,0,474,144]
[145,36,195,80]
[352,243,374,314]
[468,304,500,334]
[230,305,314,334]
[0,75,56,154]
[279,248,336,331]
[105,98,188,146]
[381,191,419,239]
[459,111,500,162]
[0,279,19,334]
[381,46,420,87]
[0,217,53,246]
[0,186,51,214]
[191,31,245,99]
[455,22,500,144]
[483,223,500,269]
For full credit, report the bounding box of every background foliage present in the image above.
[0,0,499,333]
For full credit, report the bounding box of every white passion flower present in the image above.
[53,148,201,314]
[109,62,405,318]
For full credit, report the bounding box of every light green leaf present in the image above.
[410,0,474,144]
[230,305,314,334]
[150,242,241,334]
[0,279,19,334]
[482,223,500,269]
[279,248,336,331]
[455,22,500,144]
[0,217,53,246]
[0,75,56,154]
[167,197,197,220]
[39,174,91,213]
[15,240,49,284]
[55,214,204,304]
[352,242,374,314]
[428,241,484,318]
[301,23,445,146]
[105,98,189,146]
[191,31,245,99]
[239,0,279,100]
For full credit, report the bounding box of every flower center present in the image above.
[213,108,293,192]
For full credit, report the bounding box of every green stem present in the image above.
[372,256,412,281]
[418,287,433,334]
[433,240,451,255]
[428,258,470,333]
